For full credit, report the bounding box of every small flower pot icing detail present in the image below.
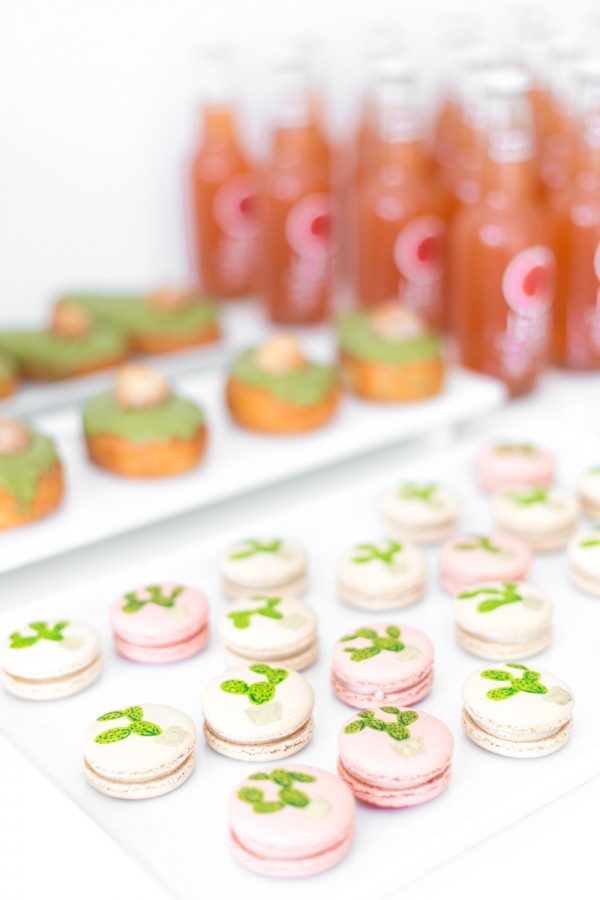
[83,703,197,799]
[462,665,574,758]
[0,619,102,700]
[82,364,207,478]
[202,664,314,761]
[229,765,355,877]
[331,623,434,709]
[0,419,64,530]
[226,335,339,434]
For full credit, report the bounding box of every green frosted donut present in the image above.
[0,430,60,509]
[0,325,127,375]
[82,392,204,443]
[66,294,218,336]
[230,349,336,407]
[337,311,441,366]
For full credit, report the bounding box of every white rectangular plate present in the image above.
[0,365,504,574]
[0,421,597,899]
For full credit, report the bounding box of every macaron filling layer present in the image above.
[84,747,196,785]
[114,625,209,662]
[462,706,568,742]
[230,350,336,407]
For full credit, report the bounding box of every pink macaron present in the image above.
[229,764,355,877]
[331,623,434,709]
[476,442,554,493]
[110,583,209,663]
[337,707,453,808]
[439,533,532,595]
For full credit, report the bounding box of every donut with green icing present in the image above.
[82,392,205,443]
[66,294,218,337]
[230,349,336,408]
[337,311,441,366]
[0,351,18,394]
[0,325,128,376]
[0,431,60,510]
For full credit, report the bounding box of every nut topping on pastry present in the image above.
[0,418,32,455]
[149,285,195,312]
[114,364,171,409]
[255,334,307,375]
[51,300,93,339]
[371,304,425,340]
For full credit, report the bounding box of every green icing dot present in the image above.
[337,310,441,365]
[230,349,336,407]
[0,431,59,509]
[82,392,204,442]
[66,294,217,336]
[0,326,127,375]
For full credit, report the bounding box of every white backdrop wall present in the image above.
[0,0,583,323]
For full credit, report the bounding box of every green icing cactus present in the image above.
[229,539,283,560]
[9,621,69,649]
[397,483,439,503]
[121,585,184,613]
[220,664,288,705]
[340,626,405,661]
[504,486,551,506]
[351,541,403,564]
[481,664,549,701]
[454,535,510,555]
[94,706,162,743]
[344,707,419,742]
[495,443,536,454]
[457,582,524,613]
[238,769,316,813]
[227,596,283,629]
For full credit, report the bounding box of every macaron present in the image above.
[331,623,434,709]
[83,703,196,799]
[218,595,318,670]
[462,664,574,758]
[220,537,307,601]
[337,707,453,808]
[476,442,554,493]
[577,466,600,520]
[110,583,210,663]
[439,532,532,595]
[492,485,578,552]
[0,619,102,700]
[567,526,600,596]
[202,663,314,760]
[454,581,553,659]
[337,539,426,610]
[229,765,355,877]
[380,481,459,543]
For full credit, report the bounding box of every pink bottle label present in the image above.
[497,246,555,378]
[212,173,260,288]
[588,243,600,352]
[284,193,335,313]
[393,216,446,319]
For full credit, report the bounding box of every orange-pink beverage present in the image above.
[261,66,335,324]
[190,51,259,297]
[552,60,600,369]
[450,69,555,397]
[538,39,580,199]
[355,69,447,329]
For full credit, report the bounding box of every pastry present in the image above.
[476,442,554,493]
[0,418,64,529]
[439,532,532,595]
[567,526,600,596]
[577,466,600,520]
[0,351,18,398]
[220,537,307,600]
[380,481,458,543]
[337,539,426,610]
[492,485,578,551]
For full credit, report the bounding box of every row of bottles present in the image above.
[187,41,600,395]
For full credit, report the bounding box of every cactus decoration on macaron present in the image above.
[454,535,510,555]
[121,585,184,614]
[238,769,316,813]
[94,706,162,743]
[221,664,289,704]
[495,443,536,454]
[9,621,69,649]
[352,541,403,564]
[481,664,548,701]
[344,708,419,742]
[504,486,551,506]
[340,625,405,661]
[397,483,439,504]
[227,596,283,629]
[457,582,525,612]
[229,539,283,560]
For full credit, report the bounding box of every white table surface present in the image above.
[1,369,597,900]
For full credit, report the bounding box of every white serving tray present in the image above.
[0,364,504,575]
[0,423,597,900]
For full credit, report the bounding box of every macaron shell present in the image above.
[0,620,101,681]
[455,625,551,660]
[202,664,314,746]
[229,824,354,878]
[338,542,426,594]
[2,654,102,700]
[332,668,434,709]
[440,533,532,594]
[476,444,554,493]
[218,596,318,661]
[338,708,453,791]
[453,582,553,643]
[568,529,600,596]
[462,709,572,758]
[229,765,355,873]
[577,469,600,518]
[114,626,209,663]
[332,623,434,694]
[110,584,209,647]
[380,484,458,542]
[462,666,574,741]
[220,539,306,590]
[85,748,197,799]
[204,715,314,761]
[492,487,578,550]
[84,703,196,784]
[337,758,451,808]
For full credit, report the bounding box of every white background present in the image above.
[0,0,586,323]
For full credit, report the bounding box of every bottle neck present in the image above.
[482,87,537,199]
[577,111,600,180]
[201,105,238,147]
